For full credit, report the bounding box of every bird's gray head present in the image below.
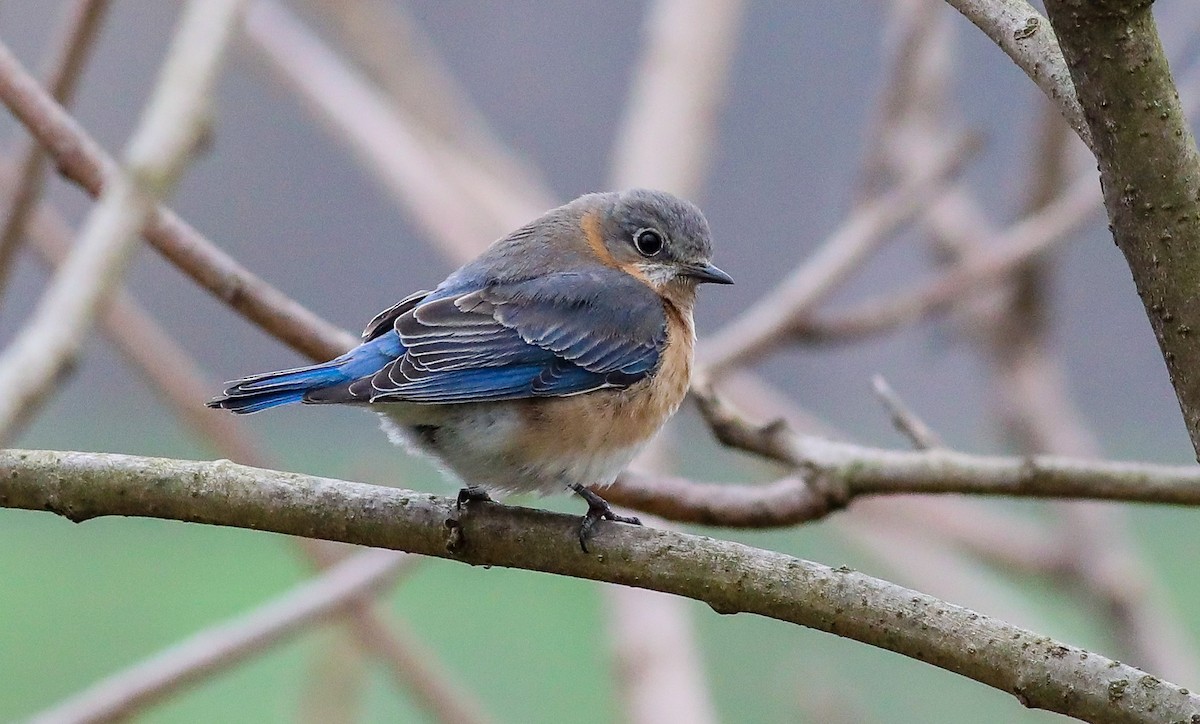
[573,189,733,298]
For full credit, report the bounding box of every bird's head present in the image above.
[577,189,733,303]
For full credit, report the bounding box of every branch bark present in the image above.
[1040,0,1200,458]
[1,449,1196,724]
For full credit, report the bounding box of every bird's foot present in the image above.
[570,483,641,553]
[456,486,493,512]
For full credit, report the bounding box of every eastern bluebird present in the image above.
[209,189,731,550]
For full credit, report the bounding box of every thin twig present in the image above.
[30,549,415,724]
[870,374,943,450]
[700,134,977,374]
[0,1,243,444]
[789,169,1098,344]
[0,0,112,305]
[3,449,1197,724]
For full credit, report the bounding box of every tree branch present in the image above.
[1,449,1196,723]
[605,429,1200,527]
[1041,0,1200,459]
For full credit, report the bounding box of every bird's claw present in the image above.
[571,483,641,553]
[455,486,492,512]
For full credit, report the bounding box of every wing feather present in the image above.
[365,268,667,403]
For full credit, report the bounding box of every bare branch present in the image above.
[0,39,357,361]
[0,0,112,304]
[2,449,1196,724]
[1040,0,1200,457]
[607,429,1200,525]
[600,379,1200,526]
[0,0,243,443]
[30,550,415,724]
[870,374,944,450]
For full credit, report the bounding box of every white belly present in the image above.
[374,402,649,496]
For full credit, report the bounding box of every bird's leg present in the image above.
[569,483,642,553]
[456,485,493,511]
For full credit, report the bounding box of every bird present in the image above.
[208,189,732,551]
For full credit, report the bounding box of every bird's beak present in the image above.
[682,262,734,285]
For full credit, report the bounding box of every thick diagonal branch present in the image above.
[1038,0,1200,458]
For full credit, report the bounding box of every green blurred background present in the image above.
[3,1,1200,722]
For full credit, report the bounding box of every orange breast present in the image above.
[514,301,694,459]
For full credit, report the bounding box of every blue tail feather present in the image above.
[208,335,402,414]
[217,389,308,414]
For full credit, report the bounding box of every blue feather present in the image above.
[208,334,405,413]
[211,268,667,412]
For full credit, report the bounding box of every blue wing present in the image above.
[210,267,667,412]
[350,268,667,403]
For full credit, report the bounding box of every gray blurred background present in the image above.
[1,1,1198,722]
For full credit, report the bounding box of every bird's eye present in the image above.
[633,228,664,257]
